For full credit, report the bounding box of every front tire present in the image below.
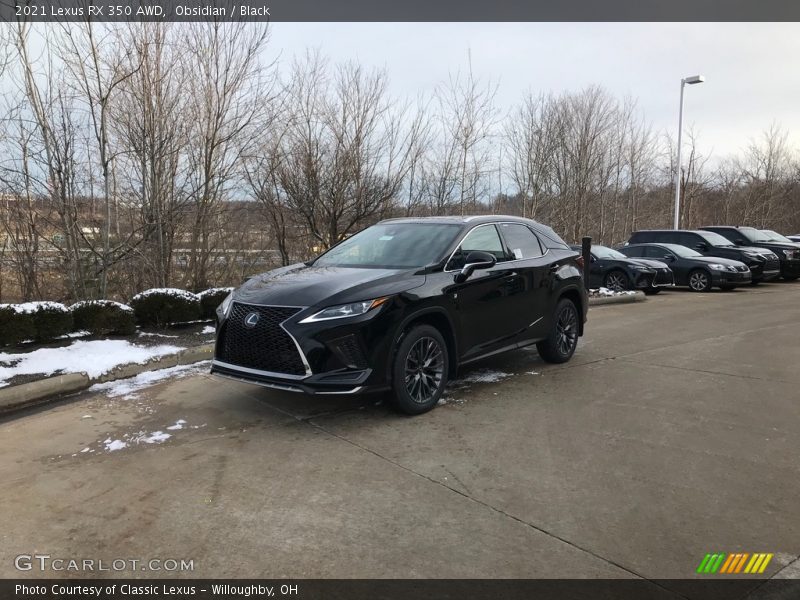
[390,325,449,415]
[643,287,661,295]
[688,269,712,292]
[603,270,630,292]
[783,275,799,282]
[537,298,580,364]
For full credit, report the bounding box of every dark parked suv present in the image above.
[626,229,780,283]
[212,216,588,414]
[701,226,800,281]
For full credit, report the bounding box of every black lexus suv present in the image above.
[626,229,780,283]
[212,216,588,414]
[701,226,800,281]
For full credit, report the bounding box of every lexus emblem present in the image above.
[244,312,260,328]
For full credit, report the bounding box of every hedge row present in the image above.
[0,287,231,346]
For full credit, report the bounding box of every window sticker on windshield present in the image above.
[513,248,523,259]
[379,235,394,241]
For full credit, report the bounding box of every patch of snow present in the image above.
[0,340,183,386]
[138,331,179,339]
[80,447,91,453]
[63,330,91,339]
[89,361,210,400]
[526,371,540,376]
[166,419,187,431]
[452,369,512,385]
[132,288,199,302]
[198,325,215,335]
[0,301,69,314]
[137,430,171,444]
[197,287,233,298]
[590,287,637,297]
[70,300,133,313]
[104,439,127,452]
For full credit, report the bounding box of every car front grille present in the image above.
[765,258,780,270]
[218,302,307,376]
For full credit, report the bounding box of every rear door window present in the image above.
[498,223,544,260]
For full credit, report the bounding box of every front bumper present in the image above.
[779,259,800,278]
[750,258,781,281]
[211,300,399,395]
[652,268,675,288]
[710,269,751,286]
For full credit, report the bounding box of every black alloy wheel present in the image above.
[391,324,449,414]
[537,298,579,364]
[604,270,629,292]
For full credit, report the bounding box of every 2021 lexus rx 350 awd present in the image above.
[212,216,588,414]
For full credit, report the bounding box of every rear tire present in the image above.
[688,269,712,292]
[537,298,580,364]
[390,325,449,415]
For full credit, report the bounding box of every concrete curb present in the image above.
[0,343,214,414]
[588,291,647,306]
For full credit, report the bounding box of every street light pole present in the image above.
[673,75,705,230]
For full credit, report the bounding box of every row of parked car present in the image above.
[579,226,800,293]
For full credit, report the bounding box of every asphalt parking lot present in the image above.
[1,283,799,594]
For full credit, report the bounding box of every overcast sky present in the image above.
[268,22,800,162]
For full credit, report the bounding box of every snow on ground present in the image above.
[438,369,514,406]
[198,325,215,335]
[0,340,183,387]
[138,331,179,339]
[590,287,638,297]
[452,369,512,385]
[88,361,210,400]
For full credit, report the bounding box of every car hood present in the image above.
[626,258,670,269]
[233,263,424,308]
[692,256,747,268]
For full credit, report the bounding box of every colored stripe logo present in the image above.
[697,553,773,574]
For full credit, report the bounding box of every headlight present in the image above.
[632,265,652,271]
[299,297,390,323]
[709,263,726,270]
[782,249,797,259]
[743,251,762,259]
[219,292,234,317]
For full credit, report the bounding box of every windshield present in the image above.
[739,227,772,243]
[696,231,735,247]
[313,222,462,268]
[592,245,627,259]
[662,244,702,258]
[762,230,792,243]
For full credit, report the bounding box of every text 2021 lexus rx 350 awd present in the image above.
[211,216,588,414]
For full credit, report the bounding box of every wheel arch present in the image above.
[556,286,585,336]
[390,307,459,380]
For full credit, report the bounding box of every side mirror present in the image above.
[695,242,708,251]
[735,239,745,245]
[663,254,676,262]
[454,251,496,283]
